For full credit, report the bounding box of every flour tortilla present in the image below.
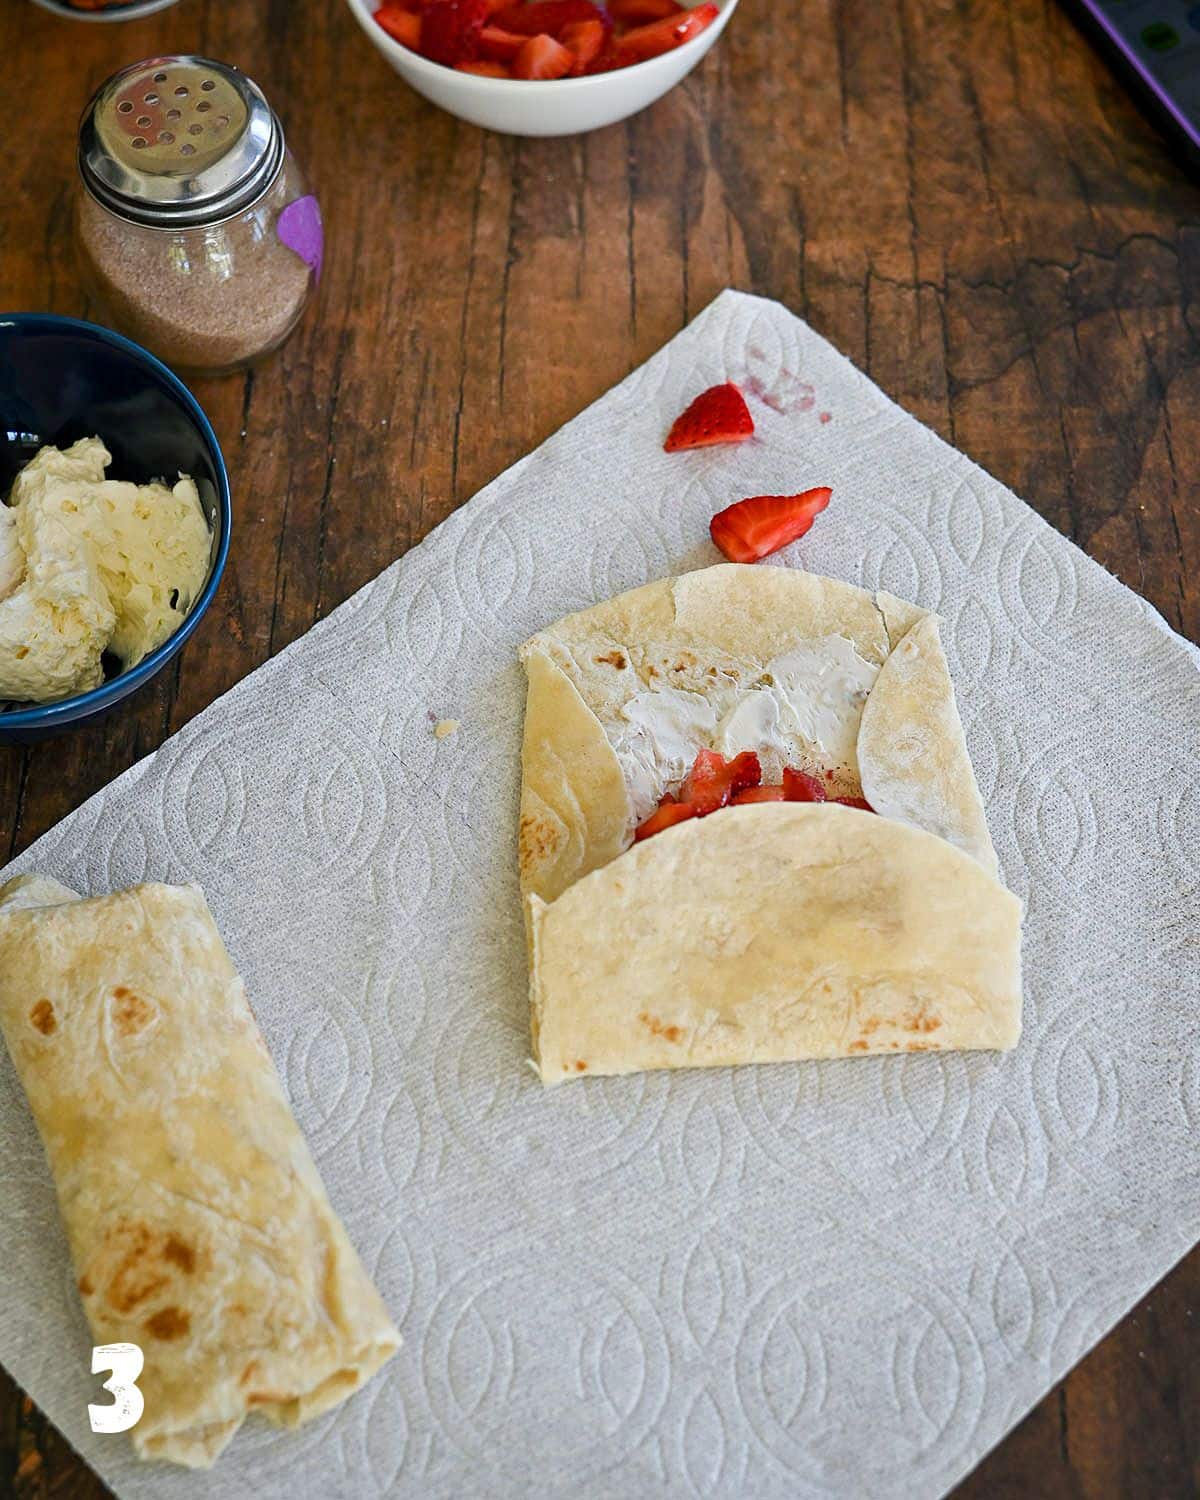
[519,564,996,908]
[517,650,629,932]
[0,877,399,1468]
[529,804,1022,1085]
[859,613,997,873]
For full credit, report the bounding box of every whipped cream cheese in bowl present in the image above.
[0,314,230,743]
[0,439,211,705]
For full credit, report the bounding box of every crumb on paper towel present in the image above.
[433,718,459,740]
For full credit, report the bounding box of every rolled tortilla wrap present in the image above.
[0,876,399,1468]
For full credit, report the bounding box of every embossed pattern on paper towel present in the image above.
[1,291,1198,1500]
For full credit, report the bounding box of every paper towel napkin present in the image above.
[2,290,1198,1499]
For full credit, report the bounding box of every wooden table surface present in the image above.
[2,0,1198,1494]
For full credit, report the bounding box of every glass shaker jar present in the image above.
[75,56,323,377]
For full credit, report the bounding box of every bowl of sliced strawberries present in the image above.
[347,0,738,136]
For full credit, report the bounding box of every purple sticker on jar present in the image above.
[277,195,324,282]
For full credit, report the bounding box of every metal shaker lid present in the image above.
[78,56,284,228]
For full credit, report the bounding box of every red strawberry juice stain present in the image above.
[819,411,832,424]
[740,369,816,416]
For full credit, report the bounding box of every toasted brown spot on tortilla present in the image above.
[14,646,28,660]
[78,1275,94,1296]
[903,1010,942,1033]
[848,1040,868,1052]
[518,812,561,873]
[859,1016,881,1035]
[639,1012,682,1043]
[239,1361,259,1386]
[30,999,56,1035]
[106,1223,170,1313]
[906,1041,937,1052]
[574,1060,587,1071]
[110,986,156,1037]
[102,1222,202,1313]
[144,1306,190,1341]
[646,664,659,678]
[247,1390,289,1407]
[594,649,626,669]
[162,1235,196,1274]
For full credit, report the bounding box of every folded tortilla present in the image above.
[0,876,399,1468]
[530,804,1022,1084]
[518,565,1021,1083]
[519,565,997,912]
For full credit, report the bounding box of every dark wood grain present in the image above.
[1,0,1197,1495]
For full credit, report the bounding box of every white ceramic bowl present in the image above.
[345,0,739,137]
[29,0,183,20]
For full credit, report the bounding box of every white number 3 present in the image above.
[88,1343,144,1433]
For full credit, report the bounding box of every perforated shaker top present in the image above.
[78,56,284,228]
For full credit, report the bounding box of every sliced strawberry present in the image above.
[492,0,608,35]
[375,3,422,46]
[512,32,575,76]
[456,58,512,73]
[664,381,753,452]
[421,0,490,64]
[561,17,606,69]
[478,23,527,57]
[731,785,787,804]
[832,795,874,812]
[681,748,727,814]
[608,0,683,20]
[615,1,717,61]
[709,487,832,563]
[681,748,761,815]
[634,797,697,841]
[581,46,624,72]
[782,767,827,802]
[726,751,762,796]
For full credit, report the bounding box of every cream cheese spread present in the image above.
[719,635,879,779]
[0,439,211,705]
[610,688,718,821]
[600,634,880,818]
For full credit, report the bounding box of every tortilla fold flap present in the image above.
[527,564,893,667]
[0,877,399,1469]
[529,804,1022,1085]
[858,613,998,875]
[518,648,631,908]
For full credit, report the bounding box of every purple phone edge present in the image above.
[1072,0,1200,151]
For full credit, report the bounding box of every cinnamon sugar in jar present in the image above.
[75,57,322,376]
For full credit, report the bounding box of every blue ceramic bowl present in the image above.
[0,314,231,744]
